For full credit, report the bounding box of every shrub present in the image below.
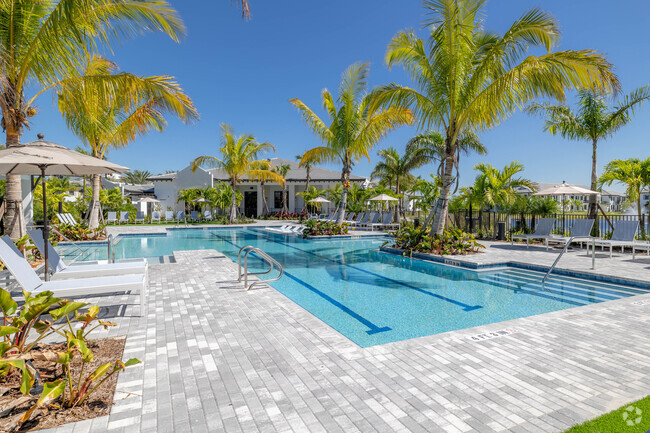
[388,227,484,257]
[302,220,349,237]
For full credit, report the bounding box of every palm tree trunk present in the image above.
[336,169,350,225]
[587,138,599,222]
[637,186,645,237]
[229,181,237,223]
[431,142,455,235]
[87,174,102,230]
[282,184,288,214]
[261,181,269,215]
[5,129,25,241]
[395,178,401,224]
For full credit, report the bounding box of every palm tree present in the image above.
[273,164,291,215]
[599,158,650,236]
[177,188,200,214]
[0,0,189,240]
[370,0,619,234]
[57,56,198,230]
[406,131,486,194]
[464,162,534,210]
[291,62,414,225]
[371,146,429,223]
[526,88,650,221]
[122,170,154,185]
[296,153,317,211]
[249,159,275,216]
[191,124,283,223]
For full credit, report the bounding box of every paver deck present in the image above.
[37,239,650,433]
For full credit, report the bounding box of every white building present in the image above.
[147,158,368,217]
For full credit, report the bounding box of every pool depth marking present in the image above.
[212,232,392,336]
[265,234,483,312]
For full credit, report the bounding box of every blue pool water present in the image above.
[58,228,650,347]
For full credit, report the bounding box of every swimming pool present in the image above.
[58,228,650,347]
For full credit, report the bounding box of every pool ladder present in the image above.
[237,246,283,290]
[542,236,597,283]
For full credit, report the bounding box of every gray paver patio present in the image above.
[37,239,650,433]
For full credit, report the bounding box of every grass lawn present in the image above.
[564,396,650,432]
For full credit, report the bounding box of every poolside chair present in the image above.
[0,236,146,315]
[356,213,372,229]
[371,213,399,231]
[106,212,118,224]
[151,211,161,224]
[119,211,130,224]
[56,213,77,225]
[28,230,146,279]
[176,211,185,223]
[548,219,595,248]
[360,213,379,229]
[348,212,365,228]
[510,218,556,250]
[189,211,199,222]
[135,211,145,224]
[594,220,639,258]
[165,211,174,222]
[203,210,213,221]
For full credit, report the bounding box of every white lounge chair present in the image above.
[203,210,213,221]
[176,211,185,222]
[165,211,174,222]
[56,213,77,225]
[151,211,161,223]
[0,236,146,315]
[28,230,146,279]
[594,220,639,258]
[511,218,556,250]
[135,211,145,224]
[371,213,399,231]
[360,213,379,229]
[548,219,595,247]
[189,211,199,222]
[106,212,118,224]
[119,211,130,224]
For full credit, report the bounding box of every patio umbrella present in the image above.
[137,196,159,203]
[308,196,331,213]
[369,193,398,215]
[533,181,599,233]
[191,197,210,203]
[0,134,128,280]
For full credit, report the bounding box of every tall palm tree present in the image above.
[57,56,198,230]
[0,0,189,240]
[599,158,650,237]
[296,153,318,211]
[273,164,291,214]
[526,88,650,221]
[371,146,429,223]
[249,159,275,216]
[371,0,619,234]
[291,62,414,224]
[191,124,283,223]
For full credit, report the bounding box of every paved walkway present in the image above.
[38,239,650,433]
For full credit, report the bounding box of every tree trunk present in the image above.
[395,178,401,224]
[431,138,456,235]
[229,182,237,224]
[87,174,102,230]
[336,169,350,225]
[261,181,269,215]
[638,187,645,237]
[281,184,288,214]
[5,129,25,241]
[587,138,599,222]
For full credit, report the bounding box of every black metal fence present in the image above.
[446,210,649,237]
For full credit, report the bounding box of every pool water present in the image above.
[58,228,650,347]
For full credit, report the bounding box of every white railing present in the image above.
[237,245,283,290]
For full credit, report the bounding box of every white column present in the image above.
[288,183,295,213]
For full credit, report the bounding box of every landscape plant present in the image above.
[302,220,349,237]
[389,227,484,257]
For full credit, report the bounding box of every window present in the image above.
[274,191,282,208]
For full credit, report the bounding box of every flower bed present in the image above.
[302,220,349,237]
[388,227,484,257]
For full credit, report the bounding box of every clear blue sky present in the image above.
[29,0,650,191]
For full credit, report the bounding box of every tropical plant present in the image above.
[409,175,440,212]
[248,160,275,215]
[296,153,318,211]
[57,55,198,231]
[297,186,325,212]
[122,170,154,185]
[389,227,484,257]
[371,146,430,223]
[599,158,650,236]
[405,131,486,195]
[370,0,619,234]
[0,0,192,241]
[191,124,283,223]
[176,188,201,214]
[291,62,414,225]
[302,220,349,237]
[462,162,534,210]
[273,164,291,215]
[527,87,650,220]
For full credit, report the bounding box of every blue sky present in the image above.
[29,0,650,191]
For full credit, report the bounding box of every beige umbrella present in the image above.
[533,181,599,233]
[369,193,398,215]
[308,196,331,213]
[0,134,128,280]
[137,196,159,203]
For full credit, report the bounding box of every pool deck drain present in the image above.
[39,237,650,433]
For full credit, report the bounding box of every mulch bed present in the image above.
[0,337,126,432]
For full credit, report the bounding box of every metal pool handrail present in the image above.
[237,245,283,291]
[542,236,596,283]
